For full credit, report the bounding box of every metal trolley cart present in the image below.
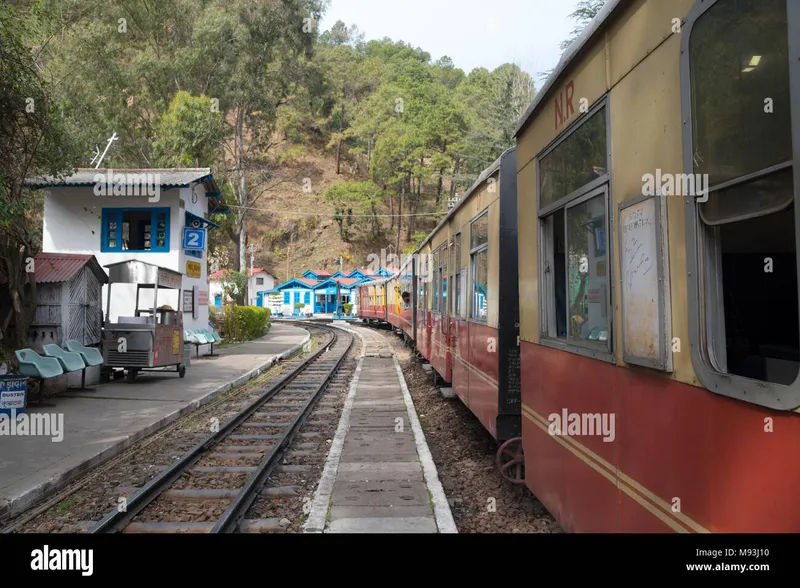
[102,260,186,382]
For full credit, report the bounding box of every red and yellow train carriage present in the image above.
[357,279,387,324]
[514,0,800,532]
[413,148,521,443]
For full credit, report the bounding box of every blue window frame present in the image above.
[304,291,310,304]
[283,291,290,304]
[294,292,300,303]
[101,207,170,253]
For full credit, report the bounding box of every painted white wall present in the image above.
[248,271,275,306]
[42,181,213,343]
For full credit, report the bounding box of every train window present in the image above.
[538,106,608,211]
[537,93,613,361]
[683,0,800,409]
[470,211,489,321]
[565,193,609,348]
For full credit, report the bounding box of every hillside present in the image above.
[210,142,452,281]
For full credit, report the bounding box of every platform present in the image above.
[0,323,310,521]
[304,325,457,533]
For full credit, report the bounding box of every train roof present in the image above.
[415,145,516,255]
[514,0,625,138]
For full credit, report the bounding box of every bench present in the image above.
[184,328,223,358]
[43,343,102,392]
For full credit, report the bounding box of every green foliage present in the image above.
[559,0,608,51]
[223,305,270,342]
[217,270,249,306]
[153,91,225,167]
[404,231,427,254]
[0,3,83,352]
[325,181,383,241]
[342,302,353,316]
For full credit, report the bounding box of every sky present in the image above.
[319,0,585,83]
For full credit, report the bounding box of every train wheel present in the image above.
[496,437,525,484]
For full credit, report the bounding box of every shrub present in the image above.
[223,305,271,342]
[343,302,353,316]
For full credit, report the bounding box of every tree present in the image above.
[0,3,83,354]
[152,91,226,167]
[559,0,608,51]
[538,0,608,81]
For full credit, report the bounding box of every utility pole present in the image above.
[248,243,255,306]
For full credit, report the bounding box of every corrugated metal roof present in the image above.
[34,253,108,284]
[26,168,214,188]
[25,167,230,214]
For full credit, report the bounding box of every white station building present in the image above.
[27,168,229,342]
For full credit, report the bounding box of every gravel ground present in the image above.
[371,326,559,533]
[5,329,330,534]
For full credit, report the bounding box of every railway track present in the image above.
[88,323,354,534]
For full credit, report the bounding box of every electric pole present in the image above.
[248,243,255,305]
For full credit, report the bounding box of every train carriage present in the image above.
[357,279,387,324]
[416,147,522,445]
[514,0,800,532]
[387,258,415,340]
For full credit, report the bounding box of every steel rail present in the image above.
[88,325,340,533]
[212,325,354,532]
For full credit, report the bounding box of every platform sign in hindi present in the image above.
[186,261,201,278]
[198,291,209,306]
[158,268,182,289]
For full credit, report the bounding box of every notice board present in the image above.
[618,193,672,371]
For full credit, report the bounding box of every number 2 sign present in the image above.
[182,227,206,251]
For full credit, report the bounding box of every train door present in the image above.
[412,256,417,342]
[444,238,453,379]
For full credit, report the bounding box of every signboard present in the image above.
[0,376,26,415]
[182,227,206,251]
[186,260,201,278]
[172,330,180,355]
[183,289,194,314]
[618,193,672,372]
[157,268,182,289]
[198,291,209,306]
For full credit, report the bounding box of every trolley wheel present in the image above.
[178,364,186,378]
[496,437,525,485]
[126,369,138,382]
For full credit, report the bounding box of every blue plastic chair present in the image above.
[63,341,104,391]
[16,349,64,404]
[43,344,86,373]
[64,340,104,367]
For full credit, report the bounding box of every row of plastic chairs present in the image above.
[16,341,105,400]
[185,328,222,358]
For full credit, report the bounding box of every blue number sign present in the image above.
[182,227,206,251]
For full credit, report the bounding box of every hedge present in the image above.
[223,305,271,342]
